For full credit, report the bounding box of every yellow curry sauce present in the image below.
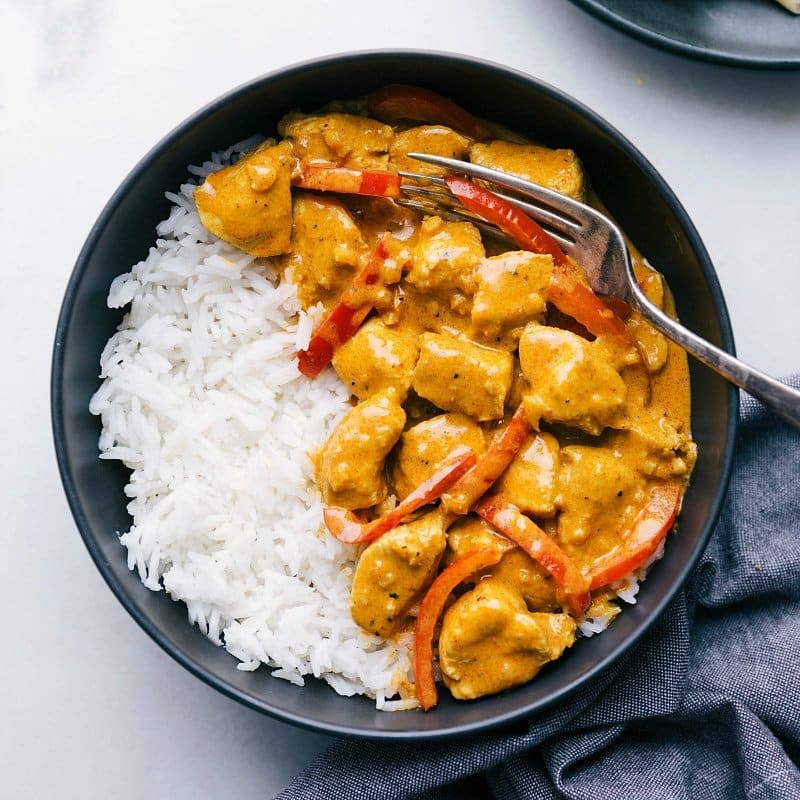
[193,89,696,706]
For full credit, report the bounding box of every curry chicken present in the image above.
[193,85,696,709]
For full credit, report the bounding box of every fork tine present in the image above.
[397,170,447,186]
[399,184,460,206]
[396,198,512,244]
[476,188,580,243]
[399,174,577,249]
[398,188,504,234]
[406,152,585,227]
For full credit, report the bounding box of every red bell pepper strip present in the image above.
[444,176,627,338]
[414,548,506,711]
[588,482,683,590]
[548,262,628,338]
[323,446,477,545]
[295,163,401,198]
[446,176,567,264]
[600,295,632,321]
[442,403,531,515]
[474,494,591,616]
[366,84,492,141]
[297,302,371,379]
[297,236,392,378]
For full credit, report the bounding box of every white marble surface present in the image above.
[2,1,799,797]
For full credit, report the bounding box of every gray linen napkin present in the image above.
[277,378,800,800]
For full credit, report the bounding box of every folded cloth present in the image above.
[277,379,800,800]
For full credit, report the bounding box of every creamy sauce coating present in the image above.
[193,93,696,705]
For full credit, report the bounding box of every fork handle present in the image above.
[634,296,800,431]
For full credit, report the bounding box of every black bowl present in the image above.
[52,50,737,739]
[568,0,800,70]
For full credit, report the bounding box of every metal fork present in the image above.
[399,152,800,431]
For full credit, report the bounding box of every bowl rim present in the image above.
[567,0,800,70]
[51,48,739,739]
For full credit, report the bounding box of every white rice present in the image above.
[89,140,417,706]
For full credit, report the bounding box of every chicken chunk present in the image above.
[283,194,368,309]
[412,333,514,422]
[389,125,470,176]
[315,390,406,509]
[495,432,560,517]
[616,412,698,481]
[194,140,294,257]
[391,413,486,500]
[350,511,446,638]
[343,197,421,254]
[556,445,646,553]
[471,251,552,347]
[445,515,515,561]
[470,140,586,200]
[491,551,561,612]
[405,217,484,313]
[519,323,627,435]
[439,579,576,700]
[279,112,394,170]
[332,318,420,402]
